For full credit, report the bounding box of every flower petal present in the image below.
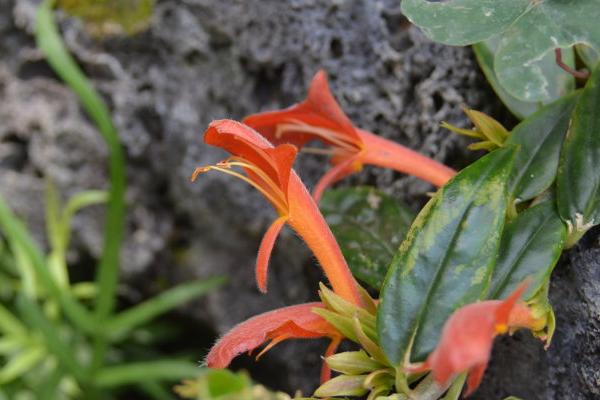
[204,120,297,190]
[465,363,487,397]
[495,280,529,327]
[205,303,337,369]
[256,216,288,293]
[243,70,361,148]
[420,281,530,392]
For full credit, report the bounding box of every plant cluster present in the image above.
[0,2,222,399]
[192,2,600,397]
[1,0,599,399]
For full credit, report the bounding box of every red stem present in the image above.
[555,48,589,80]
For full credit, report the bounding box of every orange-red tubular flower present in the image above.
[243,70,456,201]
[192,119,363,306]
[205,302,341,382]
[411,282,531,396]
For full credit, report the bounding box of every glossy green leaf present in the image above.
[489,202,566,300]
[320,187,414,290]
[378,147,516,365]
[557,63,600,242]
[403,0,595,102]
[506,91,580,203]
[401,0,529,46]
[473,39,540,120]
[495,0,597,102]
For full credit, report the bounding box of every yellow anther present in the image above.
[495,323,508,334]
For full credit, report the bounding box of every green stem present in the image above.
[35,0,126,371]
[411,373,451,400]
[441,373,467,400]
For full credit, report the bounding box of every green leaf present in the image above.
[403,0,595,102]
[320,187,414,289]
[94,360,200,388]
[36,0,127,370]
[495,1,597,102]
[506,91,580,203]
[401,0,529,46]
[326,351,383,375]
[0,304,27,336]
[107,277,225,341]
[472,38,543,119]
[62,190,108,251]
[0,194,96,333]
[576,44,600,70]
[36,0,126,323]
[0,346,46,384]
[314,375,368,398]
[378,147,516,365]
[16,295,87,383]
[557,63,600,242]
[489,201,566,300]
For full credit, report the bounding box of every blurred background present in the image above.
[0,1,598,399]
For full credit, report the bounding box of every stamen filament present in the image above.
[301,147,338,156]
[276,119,359,152]
[223,160,288,208]
[191,165,288,212]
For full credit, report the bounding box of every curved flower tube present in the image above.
[206,302,341,382]
[243,70,456,201]
[409,281,533,396]
[192,119,364,306]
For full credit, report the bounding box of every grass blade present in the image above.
[0,196,96,332]
[107,277,225,341]
[35,0,126,323]
[95,360,201,388]
[16,295,88,383]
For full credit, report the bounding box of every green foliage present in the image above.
[0,2,222,398]
[378,147,516,366]
[489,201,566,300]
[37,0,126,371]
[402,0,599,102]
[473,37,572,119]
[506,92,580,203]
[401,0,529,46]
[320,187,414,290]
[557,63,600,245]
[174,370,304,400]
[57,0,154,36]
[0,188,223,398]
[442,108,509,151]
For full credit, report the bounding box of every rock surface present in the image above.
[1,0,597,397]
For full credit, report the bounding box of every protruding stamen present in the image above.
[275,119,360,152]
[191,161,288,213]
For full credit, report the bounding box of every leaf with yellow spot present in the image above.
[377,146,517,365]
